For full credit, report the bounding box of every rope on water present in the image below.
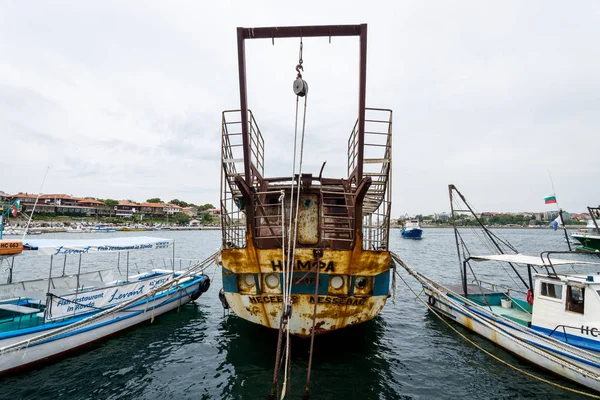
[392,254,600,399]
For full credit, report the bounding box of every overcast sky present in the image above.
[1,1,598,215]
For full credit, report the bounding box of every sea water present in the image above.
[0,229,592,399]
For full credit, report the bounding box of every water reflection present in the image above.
[217,315,405,400]
[1,304,209,400]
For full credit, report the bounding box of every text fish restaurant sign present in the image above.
[23,237,173,256]
[45,273,174,320]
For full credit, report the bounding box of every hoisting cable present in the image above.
[269,191,288,399]
[269,38,310,399]
[281,40,310,400]
[392,254,600,399]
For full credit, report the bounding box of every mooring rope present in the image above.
[302,251,320,400]
[392,254,600,399]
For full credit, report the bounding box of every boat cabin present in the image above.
[458,253,600,351]
[530,273,600,350]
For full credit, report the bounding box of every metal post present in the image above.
[559,209,572,251]
[172,241,175,272]
[126,251,129,282]
[237,27,251,185]
[449,185,465,285]
[462,260,468,296]
[527,265,534,296]
[117,252,121,275]
[356,23,367,182]
[62,255,67,276]
[588,206,600,234]
[44,255,54,320]
[74,253,82,316]
[7,256,15,284]
[46,255,54,294]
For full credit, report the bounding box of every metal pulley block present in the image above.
[293,78,308,97]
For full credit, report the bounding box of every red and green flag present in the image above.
[544,195,557,204]
[10,200,19,217]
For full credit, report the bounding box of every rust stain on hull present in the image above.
[222,231,390,276]
[224,292,388,337]
[222,231,391,335]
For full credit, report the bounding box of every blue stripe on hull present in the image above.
[221,268,390,296]
[531,325,600,353]
[425,292,600,369]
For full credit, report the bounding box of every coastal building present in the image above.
[182,206,198,217]
[139,202,165,215]
[9,193,39,213]
[116,200,138,218]
[434,212,449,223]
[206,208,221,217]
[163,203,182,215]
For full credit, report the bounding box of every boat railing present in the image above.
[320,188,355,246]
[474,279,527,296]
[252,190,286,241]
[221,109,265,248]
[548,324,582,343]
[362,198,391,251]
[348,108,393,251]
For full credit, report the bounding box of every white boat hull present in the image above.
[423,284,600,392]
[0,281,202,375]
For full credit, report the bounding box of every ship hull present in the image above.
[401,228,423,239]
[220,237,391,337]
[572,233,600,252]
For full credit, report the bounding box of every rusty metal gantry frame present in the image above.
[236,24,368,185]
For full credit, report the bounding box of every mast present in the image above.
[448,184,529,290]
[448,185,466,295]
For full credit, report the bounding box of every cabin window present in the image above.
[565,286,585,314]
[540,282,562,299]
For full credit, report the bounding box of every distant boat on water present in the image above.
[572,206,600,252]
[401,219,423,240]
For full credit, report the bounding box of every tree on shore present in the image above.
[102,199,118,208]
[174,212,191,225]
[170,199,191,208]
[146,198,162,203]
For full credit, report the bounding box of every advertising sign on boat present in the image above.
[45,273,175,321]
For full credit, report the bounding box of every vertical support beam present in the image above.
[356,23,368,182]
[237,27,251,185]
[559,209,572,251]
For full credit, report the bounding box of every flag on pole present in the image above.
[544,195,557,204]
[10,200,19,217]
[549,215,561,231]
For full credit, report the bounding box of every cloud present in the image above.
[0,0,598,215]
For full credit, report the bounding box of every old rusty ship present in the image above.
[219,24,393,337]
